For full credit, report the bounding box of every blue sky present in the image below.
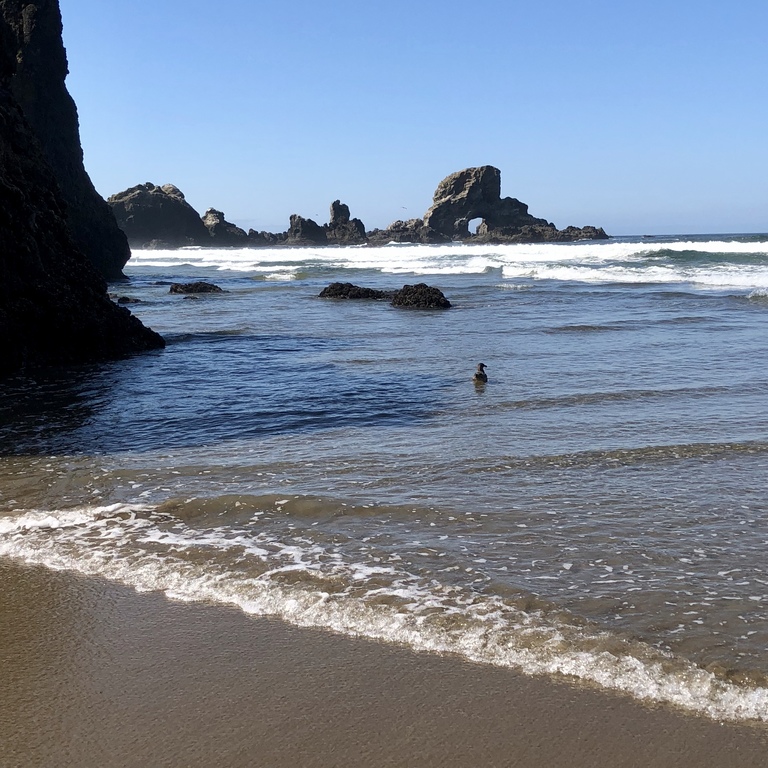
[59,0,767,235]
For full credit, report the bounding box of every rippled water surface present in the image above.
[1,235,767,721]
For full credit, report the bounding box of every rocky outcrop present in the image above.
[247,229,285,246]
[108,183,211,248]
[169,282,225,294]
[201,208,248,245]
[366,166,608,245]
[325,200,366,245]
[422,166,549,239]
[0,9,164,377]
[109,167,607,249]
[367,218,449,246]
[391,283,451,309]
[318,282,396,300]
[0,0,131,279]
[421,166,607,243]
[319,282,451,309]
[285,214,327,245]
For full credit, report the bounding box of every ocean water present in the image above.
[1,234,768,722]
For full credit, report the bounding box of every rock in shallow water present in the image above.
[319,282,451,308]
[318,282,396,300]
[169,281,225,294]
[391,283,452,309]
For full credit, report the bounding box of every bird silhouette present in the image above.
[473,362,488,384]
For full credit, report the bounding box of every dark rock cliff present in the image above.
[0,4,164,378]
[325,200,366,245]
[201,208,249,245]
[0,0,131,279]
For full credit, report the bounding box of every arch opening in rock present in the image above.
[467,217,483,235]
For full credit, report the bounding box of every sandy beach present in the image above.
[1,559,766,768]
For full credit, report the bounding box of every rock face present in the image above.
[367,166,606,244]
[0,0,131,279]
[108,183,211,248]
[247,229,284,246]
[109,167,606,249]
[325,200,366,245]
[285,214,327,245]
[367,218,449,245]
[201,208,248,245]
[423,166,545,238]
[0,1,164,377]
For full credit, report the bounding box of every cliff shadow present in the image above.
[0,331,445,456]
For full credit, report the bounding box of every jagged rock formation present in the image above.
[326,200,366,245]
[319,282,451,309]
[422,166,607,242]
[422,166,549,238]
[201,208,248,245]
[0,0,131,279]
[367,218,449,245]
[247,229,284,245]
[109,167,606,249]
[108,183,211,248]
[285,214,327,245]
[0,7,164,377]
[366,166,607,245]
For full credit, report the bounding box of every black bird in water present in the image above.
[473,362,488,384]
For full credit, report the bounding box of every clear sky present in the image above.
[59,0,767,236]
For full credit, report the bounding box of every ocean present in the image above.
[1,234,767,723]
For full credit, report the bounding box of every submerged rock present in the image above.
[169,281,225,294]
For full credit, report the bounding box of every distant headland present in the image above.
[108,165,608,250]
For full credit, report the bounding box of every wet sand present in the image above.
[1,559,766,768]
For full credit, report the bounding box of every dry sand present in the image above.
[1,559,766,768]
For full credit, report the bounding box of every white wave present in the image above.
[125,240,768,290]
[500,262,768,289]
[2,503,768,723]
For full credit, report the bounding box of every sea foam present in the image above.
[2,501,768,724]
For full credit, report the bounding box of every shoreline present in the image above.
[2,558,766,768]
